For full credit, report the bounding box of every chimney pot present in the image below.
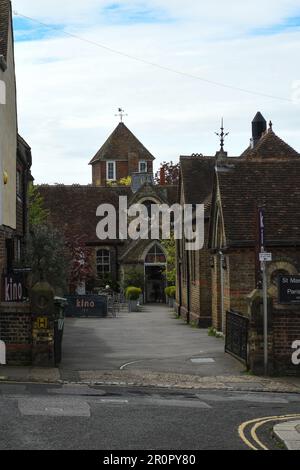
[252,112,267,147]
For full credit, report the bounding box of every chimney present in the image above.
[252,112,267,147]
[160,167,166,186]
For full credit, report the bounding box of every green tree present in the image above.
[28,183,49,227]
[26,184,68,294]
[161,235,176,285]
[123,266,145,291]
[25,224,69,294]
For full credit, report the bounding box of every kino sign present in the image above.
[3,275,24,302]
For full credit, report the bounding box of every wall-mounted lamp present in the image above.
[3,171,8,185]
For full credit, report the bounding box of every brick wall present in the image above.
[0,302,32,365]
[211,256,221,330]
[273,307,300,375]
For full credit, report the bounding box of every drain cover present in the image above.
[190,358,215,364]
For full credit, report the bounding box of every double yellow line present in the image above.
[238,414,300,450]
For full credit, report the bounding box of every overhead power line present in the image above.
[13,11,294,104]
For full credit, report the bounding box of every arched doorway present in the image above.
[144,244,167,303]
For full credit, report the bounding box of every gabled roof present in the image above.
[179,156,216,207]
[0,0,11,61]
[216,160,300,246]
[241,128,299,160]
[89,122,155,164]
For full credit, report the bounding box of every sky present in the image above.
[12,0,300,184]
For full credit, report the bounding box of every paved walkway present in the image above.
[60,304,243,377]
[1,305,300,392]
[274,420,300,450]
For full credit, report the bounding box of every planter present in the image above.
[128,299,139,312]
[169,298,174,308]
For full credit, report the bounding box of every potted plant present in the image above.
[126,286,142,312]
[165,286,176,308]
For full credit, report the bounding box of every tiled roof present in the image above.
[241,129,299,160]
[89,122,155,164]
[180,156,216,207]
[38,184,177,244]
[0,0,10,61]
[38,185,132,244]
[217,160,300,246]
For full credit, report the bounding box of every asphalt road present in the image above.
[0,382,300,450]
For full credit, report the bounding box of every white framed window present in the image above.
[139,161,147,173]
[106,161,116,181]
[97,249,111,277]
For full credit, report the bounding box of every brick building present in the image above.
[209,118,300,330]
[175,155,215,326]
[90,122,155,186]
[39,122,177,301]
[176,113,300,331]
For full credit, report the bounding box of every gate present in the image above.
[225,310,249,366]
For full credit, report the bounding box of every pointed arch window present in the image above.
[145,244,166,264]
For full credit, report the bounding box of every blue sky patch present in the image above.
[250,15,300,36]
[101,2,173,25]
[13,17,65,42]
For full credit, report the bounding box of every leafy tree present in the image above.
[28,183,49,227]
[66,235,93,293]
[155,162,180,186]
[107,176,132,187]
[123,266,144,291]
[26,184,68,293]
[25,224,68,294]
[161,235,176,285]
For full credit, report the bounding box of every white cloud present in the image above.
[11,0,300,184]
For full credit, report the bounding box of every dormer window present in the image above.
[139,161,147,173]
[106,161,116,181]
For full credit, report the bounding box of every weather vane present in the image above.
[215,118,229,152]
[115,108,128,123]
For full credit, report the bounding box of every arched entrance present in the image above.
[144,244,167,303]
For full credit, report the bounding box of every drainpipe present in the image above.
[219,251,225,333]
[186,250,191,324]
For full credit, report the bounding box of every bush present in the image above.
[169,286,176,299]
[165,286,176,298]
[126,286,142,301]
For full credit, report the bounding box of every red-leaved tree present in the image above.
[66,235,94,293]
[155,161,180,186]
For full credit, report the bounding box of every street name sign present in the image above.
[279,275,300,304]
[259,252,272,262]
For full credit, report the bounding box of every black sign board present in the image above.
[65,295,108,318]
[2,272,27,302]
[278,275,300,304]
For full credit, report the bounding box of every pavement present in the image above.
[1,304,300,395]
[274,420,300,450]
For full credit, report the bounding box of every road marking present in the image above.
[99,399,129,404]
[238,414,300,450]
[190,358,215,364]
[120,360,143,370]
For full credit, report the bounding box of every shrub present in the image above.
[126,286,142,301]
[165,286,176,298]
[164,287,171,297]
[169,286,176,299]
